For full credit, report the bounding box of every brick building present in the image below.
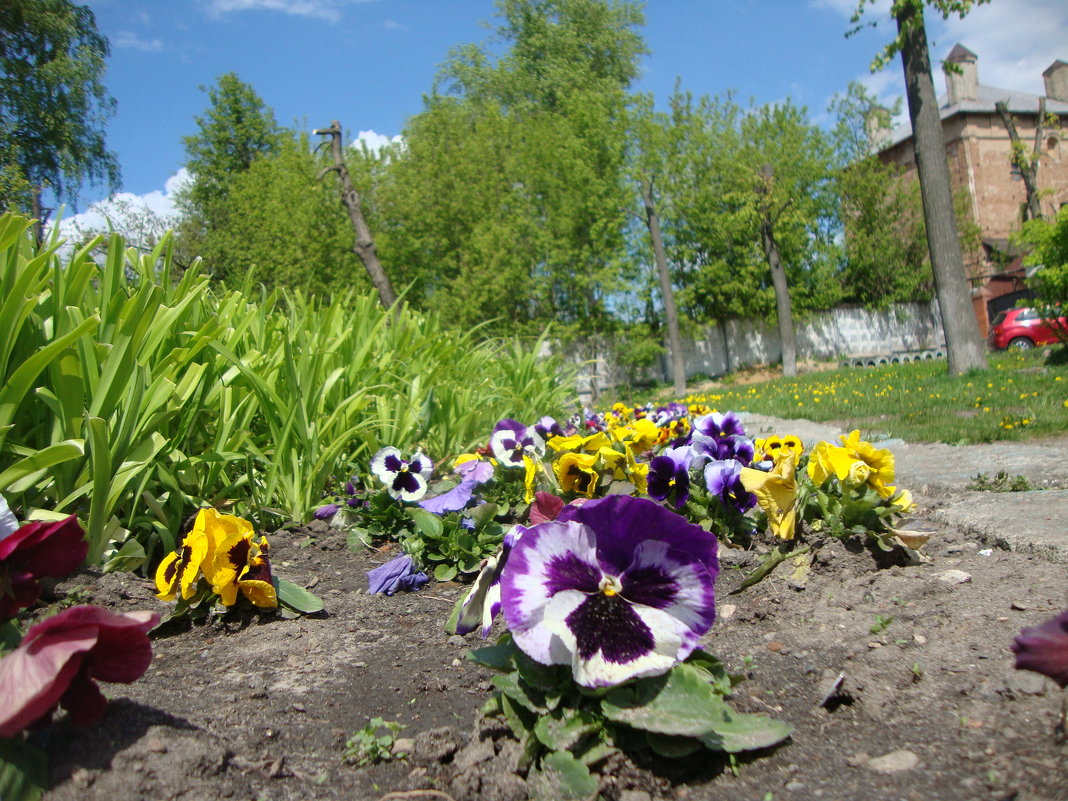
[873,45,1068,335]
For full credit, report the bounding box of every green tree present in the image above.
[1018,206,1068,348]
[653,91,841,351]
[0,0,119,238]
[196,132,367,296]
[378,0,643,337]
[176,72,281,279]
[829,82,932,307]
[850,0,989,374]
[626,94,686,394]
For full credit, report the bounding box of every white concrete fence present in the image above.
[561,301,948,401]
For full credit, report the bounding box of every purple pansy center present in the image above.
[566,593,655,663]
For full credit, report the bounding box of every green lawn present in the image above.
[674,350,1068,445]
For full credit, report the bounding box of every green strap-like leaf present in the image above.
[274,577,325,614]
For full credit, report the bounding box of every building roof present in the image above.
[878,82,1068,152]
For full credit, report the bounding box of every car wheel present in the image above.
[1008,337,1034,350]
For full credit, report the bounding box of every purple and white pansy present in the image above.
[499,495,719,688]
[370,447,434,502]
[489,419,545,468]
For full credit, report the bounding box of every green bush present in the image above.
[0,213,575,566]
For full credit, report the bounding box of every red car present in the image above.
[988,307,1067,350]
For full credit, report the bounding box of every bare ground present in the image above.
[28,492,1068,801]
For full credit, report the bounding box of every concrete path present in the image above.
[739,413,1068,564]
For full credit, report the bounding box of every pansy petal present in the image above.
[391,471,428,502]
[0,631,93,736]
[456,459,495,484]
[419,477,478,514]
[545,591,683,688]
[371,447,403,481]
[409,452,434,479]
[501,521,600,665]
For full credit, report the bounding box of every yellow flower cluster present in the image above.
[547,422,653,499]
[155,508,277,609]
[807,431,914,512]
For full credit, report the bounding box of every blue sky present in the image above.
[65,0,1068,230]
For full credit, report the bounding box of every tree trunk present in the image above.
[641,179,686,396]
[761,219,797,378]
[758,165,797,378]
[995,99,1045,222]
[315,121,397,309]
[896,4,987,375]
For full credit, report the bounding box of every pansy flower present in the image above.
[554,451,600,498]
[0,515,88,621]
[500,495,719,688]
[420,458,495,515]
[370,447,434,502]
[453,525,528,637]
[0,605,158,736]
[155,508,244,602]
[210,528,277,608]
[489,419,544,468]
[740,454,798,540]
[367,554,430,596]
[704,459,757,514]
[0,496,17,540]
[646,446,693,509]
[534,416,565,442]
[754,435,804,467]
[1012,608,1068,688]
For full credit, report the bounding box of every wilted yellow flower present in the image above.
[740,454,798,540]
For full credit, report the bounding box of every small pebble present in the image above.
[866,749,919,773]
[935,570,972,585]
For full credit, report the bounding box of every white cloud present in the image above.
[113,31,163,52]
[349,129,403,154]
[933,0,1068,97]
[201,0,375,23]
[52,169,191,249]
[383,19,407,31]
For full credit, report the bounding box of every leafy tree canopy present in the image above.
[0,0,119,217]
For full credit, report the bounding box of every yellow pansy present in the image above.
[754,434,804,463]
[740,454,798,540]
[554,451,600,498]
[154,508,246,601]
[840,430,896,498]
[211,529,278,609]
[548,431,610,454]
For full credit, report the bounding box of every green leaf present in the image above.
[533,709,601,752]
[468,502,498,528]
[0,439,84,493]
[645,732,703,758]
[730,545,811,594]
[407,507,444,539]
[492,672,550,714]
[601,663,732,736]
[0,738,47,801]
[275,577,324,614]
[101,537,147,574]
[698,711,793,753]
[467,635,518,673]
[433,563,457,581]
[528,750,599,801]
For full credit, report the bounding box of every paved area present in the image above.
[740,413,1068,564]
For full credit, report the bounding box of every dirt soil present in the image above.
[35,498,1068,801]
